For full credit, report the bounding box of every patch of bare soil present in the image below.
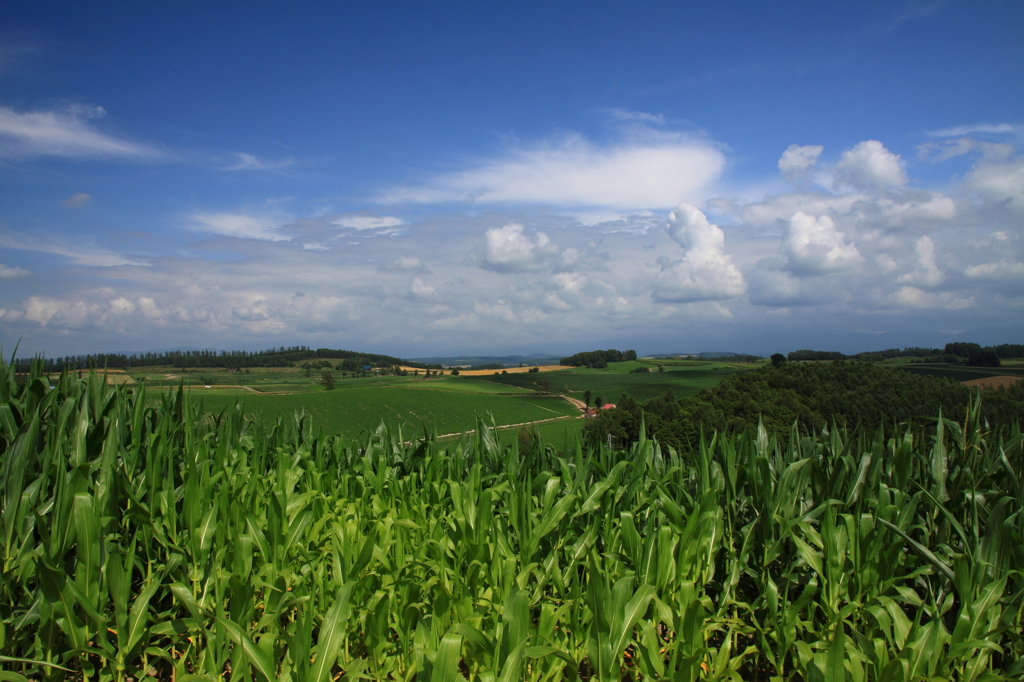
[962,375,1024,390]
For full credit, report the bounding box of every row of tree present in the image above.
[786,342,1017,367]
[583,360,1024,453]
[559,348,637,368]
[15,346,429,372]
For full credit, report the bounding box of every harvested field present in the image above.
[962,375,1024,389]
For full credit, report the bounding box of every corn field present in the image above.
[1,358,1022,681]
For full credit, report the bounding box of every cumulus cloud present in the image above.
[888,286,974,310]
[189,212,291,241]
[833,140,906,189]
[734,192,866,226]
[964,259,1024,281]
[0,105,160,159]
[409,276,435,298]
[783,212,861,274]
[0,263,31,279]
[964,154,1024,212]
[61,192,93,207]
[778,144,823,182]
[654,203,746,302]
[482,223,559,272]
[553,272,587,293]
[897,236,945,286]
[380,132,725,209]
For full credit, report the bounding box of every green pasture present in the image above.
[195,385,577,436]
[125,360,753,439]
[465,363,751,402]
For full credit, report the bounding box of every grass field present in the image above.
[92,360,761,442]
[464,360,753,403]
[196,385,578,436]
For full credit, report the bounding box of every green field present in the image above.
[5,361,1021,680]
[195,384,576,436]
[465,360,754,403]
[116,360,760,441]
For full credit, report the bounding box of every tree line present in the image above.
[15,346,428,372]
[559,348,637,368]
[787,341,1020,366]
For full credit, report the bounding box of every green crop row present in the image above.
[197,386,576,437]
[1,359,1022,681]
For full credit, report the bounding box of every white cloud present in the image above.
[833,140,906,189]
[409,276,435,298]
[778,144,823,181]
[24,297,70,326]
[654,203,746,302]
[0,232,148,267]
[889,286,975,310]
[391,256,423,270]
[224,152,293,171]
[553,272,587,293]
[61,192,93,207]
[138,297,161,319]
[605,108,666,124]
[875,193,955,225]
[380,132,725,209]
[927,123,1018,138]
[109,297,136,315]
[964,154,1024,212]
[542,292,572,311]
[735,192,867,226]
[333,215,404,230]
[482,223,559,272]
[964,259,1024,280]
[189,212,290,241]
[0,105,160,159]
[783,212,861,274]
[0,263,31,279]
[897,236,945,286]
[474,300,517,323]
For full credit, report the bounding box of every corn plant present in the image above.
[0,356,1021,681]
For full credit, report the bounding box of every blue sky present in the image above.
[1,1,1022,358]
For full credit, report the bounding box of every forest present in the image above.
[583,360,1024,452]
[560,349,638,368]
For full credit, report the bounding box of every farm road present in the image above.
[433,394,587,439]
[433,414,576,440]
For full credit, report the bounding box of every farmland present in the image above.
[73,358,762,442]
[2,358,1022,680]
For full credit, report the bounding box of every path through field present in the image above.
[434,394,586,439]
